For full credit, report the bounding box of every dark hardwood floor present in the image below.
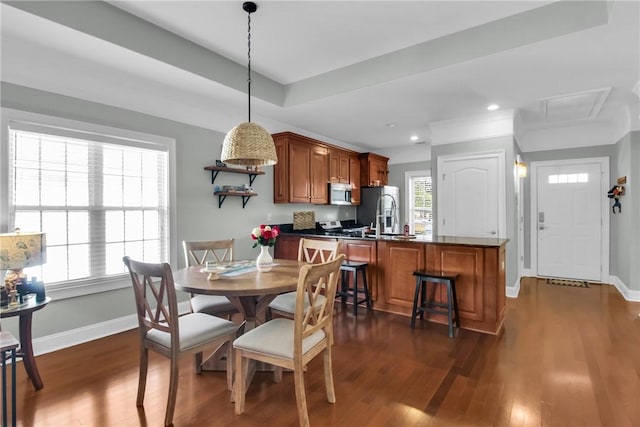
[7,277,640,426]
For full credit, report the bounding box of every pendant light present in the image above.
[220,1,278,167]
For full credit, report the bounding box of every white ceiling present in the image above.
[1,1,639,156]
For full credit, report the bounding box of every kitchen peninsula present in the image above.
[274,227,508,335]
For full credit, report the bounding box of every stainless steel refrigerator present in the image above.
[357,186,400,234]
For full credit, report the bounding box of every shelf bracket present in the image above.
[217,194,227,208]
[210,170,220,184]
[241,195,251,208]
[248,173,258,186]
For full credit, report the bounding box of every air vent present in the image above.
[540,87,611,122]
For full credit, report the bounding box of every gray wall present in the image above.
[610,131,639,292]
[387,160,432,225]
[1,82,354,339]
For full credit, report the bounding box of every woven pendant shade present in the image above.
[221,122,278,166]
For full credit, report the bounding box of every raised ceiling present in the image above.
[1,1,638,155]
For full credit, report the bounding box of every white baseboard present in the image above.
[32,301,192,356]
[609,275,640,302]
[506,277,521,298]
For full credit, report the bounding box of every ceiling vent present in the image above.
[540,87,611,122]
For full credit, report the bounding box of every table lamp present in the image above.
[0,229,46,305]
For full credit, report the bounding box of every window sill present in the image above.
[46,275,131,301]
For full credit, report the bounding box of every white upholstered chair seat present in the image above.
[147,312,238,352]
[268,292,326,315]
[233,318,325,359]
[190,295,236,316]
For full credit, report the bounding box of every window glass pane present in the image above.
[42,245,68,283]
[549,175,558,184]
[42,211,67,246]
[123,176,142,207]
[144,240,160,263]
[578,173,588,183]
[40,170,66,206]
[68,212,89,244]
[407,174,432,237]
[106,242,125,275]
[142,178,159,207]
[67,172,89,206]
[14,211,41,232]
[105,211,124,242]
[103,175,123,206]
[125,210,144,241]
[144,211,159,240]
[68,244,90,280]
[14,169,40,206]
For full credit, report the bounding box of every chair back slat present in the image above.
[294,255,345,349]
[123,256,179,345]
[183,239,234,266]
[297,238,341,264]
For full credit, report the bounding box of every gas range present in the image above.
[318,221,368,238]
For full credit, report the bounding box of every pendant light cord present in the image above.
[247,9,252,122]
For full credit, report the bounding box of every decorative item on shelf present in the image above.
[215,160,227,168]
[220,2,278,167]
[0,229,47,307]
[251,224,280,272]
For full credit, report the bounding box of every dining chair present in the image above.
[268,238,341,319]
[183,240,238,318]
[233,254,346,427]
[123,256,239,427]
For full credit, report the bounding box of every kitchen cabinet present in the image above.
[341,239,376,300]
[329,149,350,184]
[376,239,506,335]
[376,241,425,311]
[273,235,301,260]
[360,153,389,187]
[273,137,289,203]
[349,155,361,205]
[272,132,329,204]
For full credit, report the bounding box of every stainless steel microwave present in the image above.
[328,183,353,205]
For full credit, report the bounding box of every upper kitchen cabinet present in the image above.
[349,154,361,205]
[329,148,350,184]
[360,153,389,187]
[273,132,329,204]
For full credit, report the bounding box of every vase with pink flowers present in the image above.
[251,224,280,272]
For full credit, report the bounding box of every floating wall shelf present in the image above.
[204,165,265,208]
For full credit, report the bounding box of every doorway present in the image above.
[531,157,609,282]
[437,151,506,238]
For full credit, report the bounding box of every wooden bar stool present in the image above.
[411,270,460,338]
[337,261,371,315]
[1,331,19,427]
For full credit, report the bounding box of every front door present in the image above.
[534,159,607,281]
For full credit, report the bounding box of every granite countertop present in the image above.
[279,226,508,248]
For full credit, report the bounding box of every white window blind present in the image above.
[407,174,432,237]
[7,122,169,287]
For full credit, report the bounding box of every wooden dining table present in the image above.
[173,258,306,376]
[173,258,306,331]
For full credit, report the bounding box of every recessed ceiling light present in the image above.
[410,135,419,141]
[487,104,500,111]
[385,123,396,128]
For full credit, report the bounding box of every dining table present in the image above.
[173,258,306,331]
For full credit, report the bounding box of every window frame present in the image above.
[1,108,177,300]
[404,170,432,237]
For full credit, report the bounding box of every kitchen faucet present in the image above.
[375,194,398,238]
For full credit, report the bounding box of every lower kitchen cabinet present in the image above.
[340,239,377,301]
[275,233,506,335]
